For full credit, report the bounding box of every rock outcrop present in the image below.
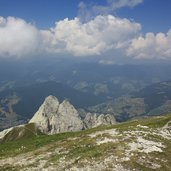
[0,95,116,140]
[29,95,84,134]
[84,112,116,129]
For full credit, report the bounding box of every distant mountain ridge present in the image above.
[1,80,171,130]
[133,81,171,110]
[88,80,171,121]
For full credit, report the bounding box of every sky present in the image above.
[0,0,171,62]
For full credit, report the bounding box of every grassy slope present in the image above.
[0,113,171,170]
[1,123,43,142]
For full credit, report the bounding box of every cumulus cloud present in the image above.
[127,30,171,59]
[0,15,170,60]
[42,15,141,56]
[0,15,141,58]
[0,16,41,58]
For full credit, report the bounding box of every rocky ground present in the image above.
[0,113,171,171]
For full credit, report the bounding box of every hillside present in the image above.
[88,81,171,121]
[0,95,116,142]
[1,80,171,131]
[1,113,171,171]
[0,123,43,142]
[0,81,105,130]
[2,62,171,95]
[133,81,171,114]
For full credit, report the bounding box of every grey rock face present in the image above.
[84,113,116,129]
[0,95,117,139]
[29,95,84,134]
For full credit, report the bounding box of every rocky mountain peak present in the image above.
[0,95,117,141]
[29,95,84,134]
[40,95,60,115]
[29,95,60,133]
[58,99,79,117]
[44,95,59,105]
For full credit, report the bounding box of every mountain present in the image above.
[2,79,171,131]
[133,81,171,114]
[88,81,171,122]
[0,81,105,130]
[1,61,171,95]
[0,95,116,141]
[88,96,147,122]
[29,95,84,134]
[2,61,171,130]
[1,112,171,170]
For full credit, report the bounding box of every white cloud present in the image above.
[93,0,143,14]
[108,0,144,9]
[0,16,41,58]
[78,0,143,21]
[0,15,141,58]
[127,30,171,59]
[1,15,170,60]
[42,15,141,56]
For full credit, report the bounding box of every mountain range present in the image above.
[0,81,105,130]
[88,81,171,121]
[1,80,171,130]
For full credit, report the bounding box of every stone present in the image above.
[29,95,84,134]
[84,112,116,129]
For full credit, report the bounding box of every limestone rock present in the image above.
[29,95,84,134]
[0,95,117,140]
[84,112,116,129]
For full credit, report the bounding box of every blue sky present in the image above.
[117,0,171,33]
[0,0,79,28]
[0,0,170,32]
[0,0,171,61]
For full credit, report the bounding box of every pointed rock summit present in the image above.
[0,95,117,141]
[29,95,84,134]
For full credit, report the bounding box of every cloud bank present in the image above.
[0,16,41,58]
[0,15,140,58]
[0,14,171,60]
[127,30,171,59]
[42,15,141,56]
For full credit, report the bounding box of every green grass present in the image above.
[1,113,171,170]
[1,113,171,159]
[110,113,171,132]
[0,131,79,158]
[0,125,113,159]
